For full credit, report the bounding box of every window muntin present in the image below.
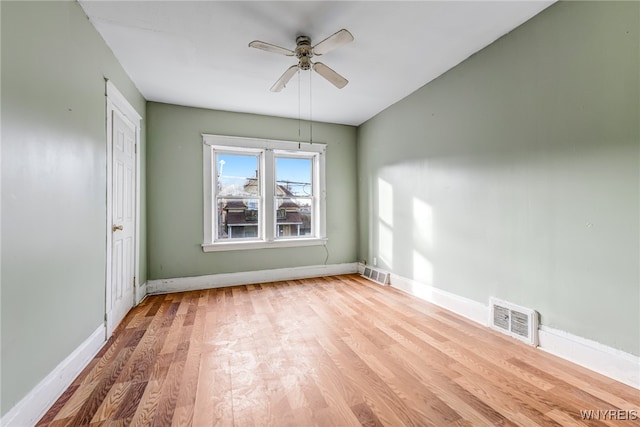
[202,135,326,251]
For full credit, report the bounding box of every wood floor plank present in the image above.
[113,380,148,420]
[129,378,166,425]
[38,275,640,427]
[194,352,233,427]
[545,408,591,427]
[150,357,186,427]
[67,346,136,425]
[35,384,78,426]
[89,381,131,423]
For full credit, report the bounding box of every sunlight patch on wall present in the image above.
[413,250,433,285]
[378,177,394,227]
[413,197,433,249]
[379,222,393,268]
[377,177,394,268]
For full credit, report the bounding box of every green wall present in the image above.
[357,1,639,355]
[1,1,146,414]
[146,102,358,280]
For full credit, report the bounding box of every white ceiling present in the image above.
[80,1,553,126]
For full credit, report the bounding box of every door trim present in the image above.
[105,80,142,338]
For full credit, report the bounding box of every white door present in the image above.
[108,108,136,334]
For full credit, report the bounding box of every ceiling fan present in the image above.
[249,29,354,92]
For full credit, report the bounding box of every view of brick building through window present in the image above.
[219,180,311,239]
[216,154,312,240]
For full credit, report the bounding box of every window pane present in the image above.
[275,157,312,197]
[217,153,259,197]
[275,197,312,238]
[217,198,260,240]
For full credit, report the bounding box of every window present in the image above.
[202,135,326,251]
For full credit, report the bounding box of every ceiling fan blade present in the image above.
[270,65,299,92]
[249,40,295,56]
[312,29,354,56]
[313,62,348,89]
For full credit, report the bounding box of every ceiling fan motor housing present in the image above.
[295,36,313,70]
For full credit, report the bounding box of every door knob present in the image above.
[113,225,123,232]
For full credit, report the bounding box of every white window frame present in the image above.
[202,134,326,252]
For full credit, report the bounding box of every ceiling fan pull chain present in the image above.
[309,69,313,144]
[298,69,302,149]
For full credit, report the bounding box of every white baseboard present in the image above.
[147,263,359,294]
[387,271,639,390]
[389,272,489,326]
[1,324,106,426]
[538,326,640,390]
[136,281,148,305]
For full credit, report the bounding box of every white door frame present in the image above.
[105,80,142,338]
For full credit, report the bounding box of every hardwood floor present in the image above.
[38,274,639,426]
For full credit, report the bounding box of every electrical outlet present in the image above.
[373,257,377,266]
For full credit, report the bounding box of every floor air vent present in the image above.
[489,298,538,346]
[361,266,390,286]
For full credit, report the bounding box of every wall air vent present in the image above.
[361,266,390,286]
[489,298,539,346]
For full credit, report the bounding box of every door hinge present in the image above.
[134,144,137,154]
[133,276,136,287]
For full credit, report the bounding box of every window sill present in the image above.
[202,238,327,252]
